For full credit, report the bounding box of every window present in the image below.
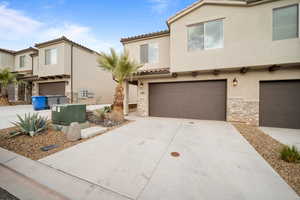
[45,48,57,65]
[273,4,298,40]
[20,55,25,68]
[188,19,223,51]
[140,43,158,64]
[79,89,89,98]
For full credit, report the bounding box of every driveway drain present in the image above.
[171,152,180,157]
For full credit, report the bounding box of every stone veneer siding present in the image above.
[227,98,259,126]
[137,81,148,117]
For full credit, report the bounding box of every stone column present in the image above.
[123,80,129,116]
[14,84,18,101]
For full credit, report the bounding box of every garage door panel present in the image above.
[39,82,66,96]
[149,80,226,121]
[260,80,300,129]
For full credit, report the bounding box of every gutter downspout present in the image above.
[71,44,74,103]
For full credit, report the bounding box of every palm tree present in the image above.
[98,48,140,122]
[0,68,19,105]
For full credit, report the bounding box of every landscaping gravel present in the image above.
[233,123,300,196]
[0,121,131,160]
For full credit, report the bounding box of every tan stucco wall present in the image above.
[170,0,300,72]
[136,67,300,125]
[14,51,35,72]
[0,52,14,70]
[32,55,39,75]
[37,43,69,77]
[124,35,170,70]
[72,45,116,104]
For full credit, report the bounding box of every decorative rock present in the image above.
[81,126,107,139]
[66,122,81,141]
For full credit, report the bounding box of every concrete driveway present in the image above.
[40,118,299,200]
[0,104,109,129]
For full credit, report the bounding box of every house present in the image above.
[0,36,118,105]
[121,0,300,129]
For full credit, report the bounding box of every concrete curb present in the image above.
[0,148,131,200]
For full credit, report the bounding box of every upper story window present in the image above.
[273,4,298,41]
[188,19,223,51]
[19,55,25,68]
[140,43,158,64]
[45,48,57,65]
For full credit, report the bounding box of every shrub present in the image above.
[10,113,50,137]
[95,106,112,120]
[280,145,300,163]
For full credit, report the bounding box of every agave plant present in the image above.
[10,113,50,137]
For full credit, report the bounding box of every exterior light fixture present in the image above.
[233,78,238,86]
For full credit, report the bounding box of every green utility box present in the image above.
[52,104,86,125]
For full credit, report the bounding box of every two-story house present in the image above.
[121,0,300,129]
[0,36,119,105]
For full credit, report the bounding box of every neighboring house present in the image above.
[0,36,119,105]
[121,0,300,129]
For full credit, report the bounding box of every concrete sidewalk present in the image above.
[0,104,110,129]
[260,127,300,149]
[0,148,131,200]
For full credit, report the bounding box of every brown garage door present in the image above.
[149,80,226,121]
[260,80,300,129]
[39,82,66,96]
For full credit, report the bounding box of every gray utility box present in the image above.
[46,95,68,108]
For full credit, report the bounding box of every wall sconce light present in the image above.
[140,82,144,86]
[233,78,238,86]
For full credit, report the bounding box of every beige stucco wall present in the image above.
[170,0,300,72]
[36,43,70,77]
[136,67,300,125]
[124,35,170,70]
[72,45,116,104]
[32,55,39,75]
[14,51,35,72]
[0,52,14,70]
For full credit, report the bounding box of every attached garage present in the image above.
[259,80,300,129]
[149,80,227,121]
[39,82,66,96]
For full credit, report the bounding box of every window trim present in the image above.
[45,48,57,65]
[272,4,299,41]
[19,55,25,68]
[187,18,224,52]
[139,42,159,64]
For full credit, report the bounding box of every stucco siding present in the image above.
[72,45,116,104]
[136,67,300,125]
[14,51,35,72]
[37,43,68,77]
[124,35,170,70]
[170,0,300,72]
[0,52,14,70]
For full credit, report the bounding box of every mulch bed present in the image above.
[0,120,131,161]
[233,123,300,196]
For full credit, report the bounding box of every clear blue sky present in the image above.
[0,0,196,52]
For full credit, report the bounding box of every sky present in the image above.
[0,0,196,52]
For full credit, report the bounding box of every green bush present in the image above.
[95,106,112,120]
[280,145,300,163]
[10,113,50,137]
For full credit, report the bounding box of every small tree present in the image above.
[98,49,140,122]
[0,68,19,105]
